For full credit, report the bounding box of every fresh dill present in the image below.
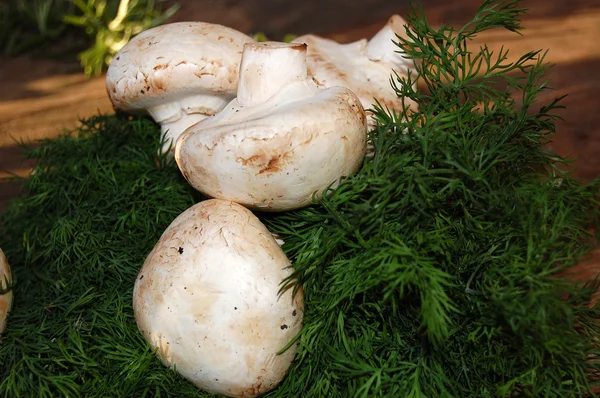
[0,115,209,396]
[263,0,600,396]
[0,1,599,397]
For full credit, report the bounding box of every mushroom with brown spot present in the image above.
[133,199,304,398]
[0,248,13,336]
[293,15,418,129]
[175,41,368,211]
[106,22,255,155]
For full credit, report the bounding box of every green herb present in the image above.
[0,0,179,76]
[263,0,600,396]
[252,31,297,43]
[0,0,77,57]
[64,0,180,77]
[0,115,210,396]
[0,1,599,397]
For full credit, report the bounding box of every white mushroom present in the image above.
[293,15,418,129]
[106,22,255,154]
[133,199,303,397]
[175,41,368,211]
[0,248,12,336]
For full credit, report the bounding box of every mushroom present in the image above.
[105,22,255,155]
[175,41,368,211]
[292,15,418,129]
[133,199,304,398]
[0,248,12,336]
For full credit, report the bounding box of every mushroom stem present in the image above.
[237,42,308,107]
[366,15,409,68]
[148,94,231,152]
[160,114,208,148]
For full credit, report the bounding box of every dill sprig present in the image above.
[0,115,211,396]
[263,0,600,396]
[0,1,599,397]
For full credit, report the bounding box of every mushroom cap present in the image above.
[133,199,304,397]
[0,248,12,335]
[175,80,367,211]
[293,15,417,127]
[106,22,255,123]
[366,14,412,67]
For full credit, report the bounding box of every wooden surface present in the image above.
[1,0,599,272]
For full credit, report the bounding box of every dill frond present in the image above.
[264,1,600,396]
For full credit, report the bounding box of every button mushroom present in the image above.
[105,22,255,154]
[0,248,12,336]
[133,199,304,398]
[293,15,418,128]
[175,41,368,211]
